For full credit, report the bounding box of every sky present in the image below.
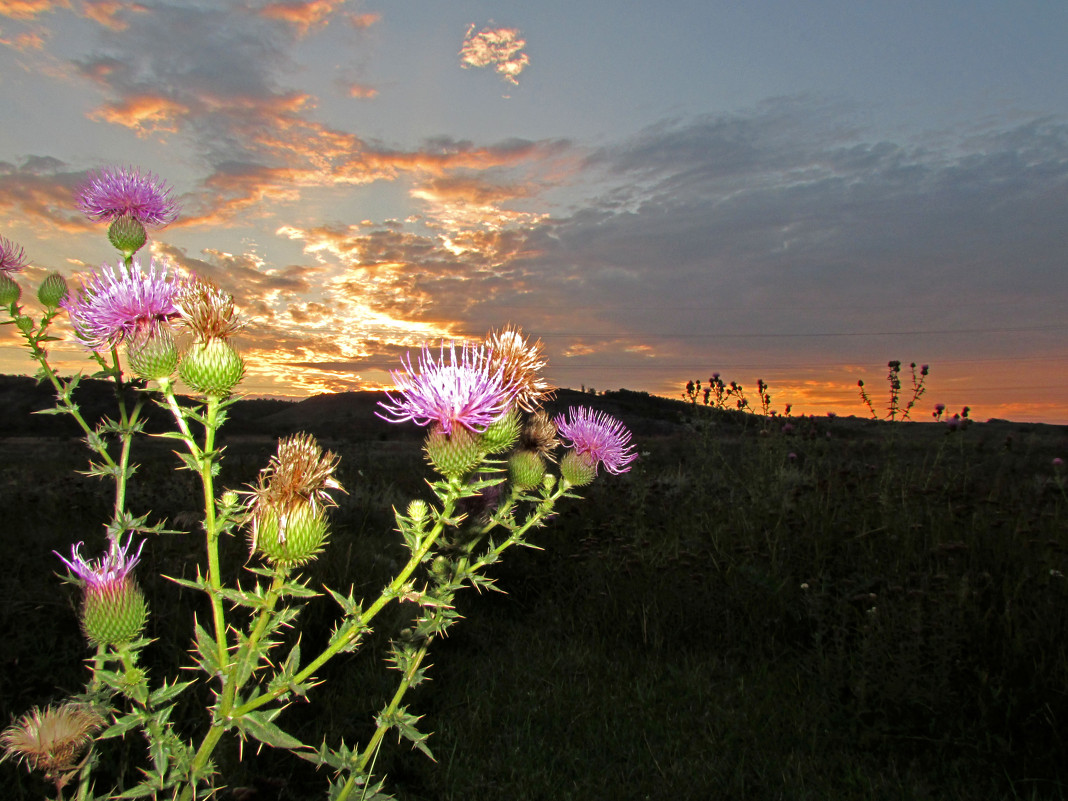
[1,1,1067,423]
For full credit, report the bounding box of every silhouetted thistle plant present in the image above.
[858,360,929,422]
[0,166,636,800]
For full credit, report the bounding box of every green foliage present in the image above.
[1,268,614,800]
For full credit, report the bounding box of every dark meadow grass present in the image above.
[2,385,1067,800]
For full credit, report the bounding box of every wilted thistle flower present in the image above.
[55,535,148,647]
[1,702,104,782]
[173,277,243,342]
[60,259,183,351]
[0,234,28,275]
[485,325,554,412]
[76,166,179,227]
[244,433,344,566]
[555,406,637,484]
[173,278,245,394]
[519,408,559,459]
[377,343,519,434]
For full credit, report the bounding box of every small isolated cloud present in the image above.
[346,83,378,99]
[460,23,529,85]
[88,93,189,135]
[259,0,347,38]
[349,11,379,29]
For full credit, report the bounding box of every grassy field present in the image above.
[2,387,1067,800]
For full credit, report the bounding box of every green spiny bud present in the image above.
[254,501,329,567]
[37,272,68,310]
[481,408,521,454]
[508,450,547,489]
[82,581,148,648]
[431,555,450,580]
[0,274,22,307]
[424,425,483,480]
[407,499,429,523]
[179,338,245,396]
[127,326,178,381]
[15,315,33,334]
[559,450,597,487]
[107,214,147,258]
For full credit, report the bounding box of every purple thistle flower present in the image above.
[0,235,28,275]
[555,406,637,475]
[76,166,179,227]
[377,343,519,434]
[61,258,184,351]
[55,535,145,596]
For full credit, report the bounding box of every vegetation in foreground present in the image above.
[2,381,1066,800]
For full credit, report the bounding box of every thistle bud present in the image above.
[559,450,597,487]
[15,314,33,333]
[407,499,429,523]
[508,450,547,489]
[424,424,483,479]
[179,337,245,396]
[431,555,450,580]
[107,214,148,258]
[481,408,521,454]
[82,579,149,647]
[36,272,68,310]
[55,537,148,648]
[244,433,344,568]
[127,325,178,381]
[0,273,22,307]
[253,501,329,567]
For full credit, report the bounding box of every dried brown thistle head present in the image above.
[485,325,554,412]
[1,702,104,785]
[244,433,344,548]
[519,409,559,460]
[173,277,243,342]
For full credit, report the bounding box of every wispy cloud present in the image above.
[459,24,529,86]
[258,0,347,38]
[345,83,377,99]
[0,0,61,21]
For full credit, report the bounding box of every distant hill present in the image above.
[2,375,1063,444]
[0,375,692,440]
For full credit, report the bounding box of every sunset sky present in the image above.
[2,1,1067,422]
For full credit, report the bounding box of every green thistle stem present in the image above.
[108,345,145,535]
[155,384,227,684]
[182,470,452,799]
[74,644,109,801]
[337,638,433,801]
[200,396,229,675]
[231,484,462,720]
[18,309,120,474]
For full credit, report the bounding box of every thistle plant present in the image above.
[0,166,636,800]
[858,360,929,422]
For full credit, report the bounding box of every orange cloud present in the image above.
[347,83,378,99]
[0,0,66,20]
[81,0,146,30]
[88,93,188,135]
[460,24,529,85]
[259,0,347,37]
[349,11,379,29]
[1,28,45,48]
[0,167,91,234]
